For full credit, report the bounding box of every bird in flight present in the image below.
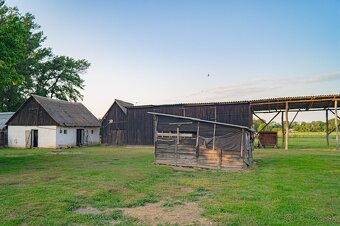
[207,74,210,77]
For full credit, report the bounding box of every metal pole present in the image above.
[285,102,289,150]
[326,109,329,147]
[335,100,339,150]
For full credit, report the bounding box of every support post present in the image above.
[326,109,329,147]
[335,100,339,150]
[196,122,200,166]
[285,102,289,150]
[212,123,216,150]
[281,111,284,148]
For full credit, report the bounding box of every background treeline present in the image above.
[0,0,89,112]
[253,119,338,132]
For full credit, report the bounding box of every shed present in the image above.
[149,112,254,171]
[7,95,101,148]
[0,112,14,147]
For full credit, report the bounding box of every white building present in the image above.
[7,95,101,148]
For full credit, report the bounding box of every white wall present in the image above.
[8,126,57,148]
[86,127,100,145]
[56,127,100,148]
[8,126,100,148]
[56,127,77,147]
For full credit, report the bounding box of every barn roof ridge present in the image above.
[115,99,134,115]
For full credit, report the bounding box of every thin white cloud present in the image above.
[164,71,340,103]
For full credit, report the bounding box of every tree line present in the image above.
[0,0,89,112]
[253,119,338,133]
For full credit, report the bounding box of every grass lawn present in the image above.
[0,146,339,225]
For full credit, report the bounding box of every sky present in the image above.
[7,0,340,122]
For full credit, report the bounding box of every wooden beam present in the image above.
[285,102,289,150]
[196,122,200,147]
[256,112,280,135]
[329,109,340,120]
[157,132,193,138]
[212,123,216,150]
[253,112,266,124]
[281,111,284,148]
[326,109,329,147]
[289,110,300,128]
[335,100,339,150]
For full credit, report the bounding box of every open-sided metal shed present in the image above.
[149,112,254,171]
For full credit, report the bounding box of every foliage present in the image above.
[253,118,338,133]
[0,0,90,111]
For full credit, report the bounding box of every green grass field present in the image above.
[0,145,339,225]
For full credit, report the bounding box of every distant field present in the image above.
[258,132,339,149]
[0,146,339,225]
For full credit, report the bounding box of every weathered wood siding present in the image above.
[0,131,8,147]
[127,102,251,145]
[7,97,56,126]
[153,114,253,170]
[102,103,128,145]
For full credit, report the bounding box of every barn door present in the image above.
[25,130,31,148]
[76,129,84,146]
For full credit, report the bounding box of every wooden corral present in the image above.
[102,100,252,146]
[258,131,277,148]
[149,112,254,171]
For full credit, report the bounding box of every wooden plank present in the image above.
[326,109,329,147]
[335,100,339,150]
[157,132,193,138]
[285,101,289,150]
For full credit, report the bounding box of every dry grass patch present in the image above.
[119,201,213,226]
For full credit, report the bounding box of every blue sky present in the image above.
[8,0,340,121]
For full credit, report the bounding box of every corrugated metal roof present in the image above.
[250,94,340,103]
[124,94,340,111]
[32,95,100,127]
[0,112,14,130]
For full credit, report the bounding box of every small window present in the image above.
[60,129,62,133]
[91,130,94,134]
[64,129,67,134]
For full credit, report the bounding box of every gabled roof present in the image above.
[101,99,134,121]
[9,95,100,127]
[0,112,14,130]
[32,95,100,127]
[115,99,134,115]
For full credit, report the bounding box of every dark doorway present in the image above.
[31,130,38,148]
[76,129,84,146]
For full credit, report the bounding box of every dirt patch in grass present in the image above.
[119,202,213,225]
[94,161,112,166]
[49,151,83,155]
[1,154,34,158]
[73,207,101,215]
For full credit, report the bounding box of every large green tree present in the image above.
[0,0,90,111]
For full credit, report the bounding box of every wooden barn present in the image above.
[0,112,14,147]
[101,99,133,145]
[102,100,252,146]
[149,112,254,170]
[7,95,101,148]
